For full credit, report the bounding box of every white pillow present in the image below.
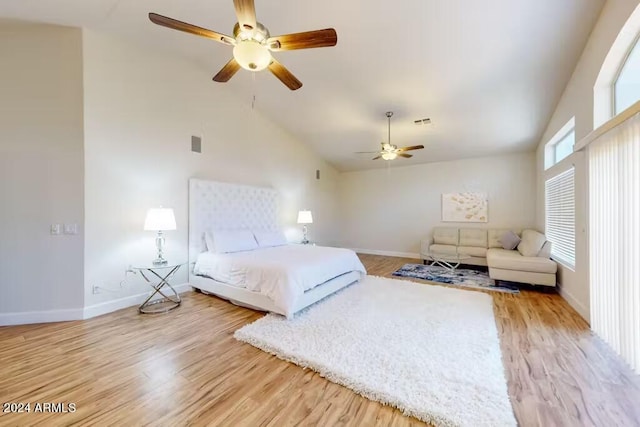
[253,229,287,248]
[517,229,547,257]
[206,230,258,253]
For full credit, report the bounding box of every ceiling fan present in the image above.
[356,112,425,160]
[148,0,337,90]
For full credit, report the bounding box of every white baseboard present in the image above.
[0,284,193,327]
[0,308,84,326]
[83,283,193,320]
[350,248,420,259]
[558,286,590,324]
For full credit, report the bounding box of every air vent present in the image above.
[413,118,432,125]
[191,136,202,153]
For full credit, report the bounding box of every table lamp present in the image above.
[297,210,313,244]
[144,207,176,265]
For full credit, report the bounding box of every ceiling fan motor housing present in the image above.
[233,22,270,42]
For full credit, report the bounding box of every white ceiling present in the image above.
[0,0,604,171]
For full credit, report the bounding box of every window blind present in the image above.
[589,112,640,374]
[545,168,576,267]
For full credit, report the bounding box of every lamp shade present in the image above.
[144,208,176,231]
[297,210,313,224]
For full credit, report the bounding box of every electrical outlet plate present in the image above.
[50,224,61,235]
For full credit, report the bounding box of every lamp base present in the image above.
[152,231,168,266]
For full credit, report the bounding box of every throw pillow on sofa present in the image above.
[517,229,547,257]
[499,230,521,250]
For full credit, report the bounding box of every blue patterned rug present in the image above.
[392,263,520,294]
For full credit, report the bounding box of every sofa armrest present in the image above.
[420,238,433,255]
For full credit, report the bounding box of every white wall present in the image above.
[82,30,341,308]
[339,152,536,256]
[535,0,640,321]
[0,22,85,323]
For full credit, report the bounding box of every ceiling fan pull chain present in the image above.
[251,72,256,110]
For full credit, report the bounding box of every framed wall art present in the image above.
[442,192,488,222]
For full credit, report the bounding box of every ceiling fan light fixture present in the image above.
[381,152,397,161]
[233,40,272,71]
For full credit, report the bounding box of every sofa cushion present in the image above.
[459,228,487,248]
[487,248,557,274]
[488,229,517,248]
[429,244,458,255]
[517,229,547,257]
[433,228,459,245]
[499,230,521,250]
[457,245,487,258]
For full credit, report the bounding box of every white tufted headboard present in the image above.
[189,179,280,266]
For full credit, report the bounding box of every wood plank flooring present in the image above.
[1,254,639,426]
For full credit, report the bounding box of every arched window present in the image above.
[593,5,640,127]
[614,35,640,115]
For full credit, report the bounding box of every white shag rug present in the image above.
[234,275,516,427]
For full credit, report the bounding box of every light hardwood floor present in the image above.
[1,254,639,426]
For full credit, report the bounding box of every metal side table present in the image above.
[133,262,186,314]
[422,252,471,271]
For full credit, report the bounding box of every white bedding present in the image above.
[193,244,366,317]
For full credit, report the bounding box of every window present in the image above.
[593,4,640,127]
[614,35,640,115]
[545,167,575,268]
[544,119,575,169]
[553,129,575,164]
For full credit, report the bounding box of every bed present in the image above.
[189,179,366,318]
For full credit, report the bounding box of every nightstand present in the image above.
[133,261,186,314]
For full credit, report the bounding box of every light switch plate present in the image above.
[50,224,61,235]
[63,224,78,235]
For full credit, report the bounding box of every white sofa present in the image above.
[420,227,557,287]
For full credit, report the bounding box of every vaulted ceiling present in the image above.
[0,0,604,171]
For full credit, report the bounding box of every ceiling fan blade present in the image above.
[233,0,257,31]
[213,58,241,82]
[267,28,338,51]
[148,13,234,45]
[396,145,425,152]
[398,153,413,158]
[268,59,303,90]
[372,155,382,160]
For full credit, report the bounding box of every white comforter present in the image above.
[193,244,366,316]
